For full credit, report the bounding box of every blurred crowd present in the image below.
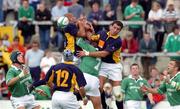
[0,0,180,106]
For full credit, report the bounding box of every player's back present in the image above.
[51,63,86,92]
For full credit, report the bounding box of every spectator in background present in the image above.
[159,69,168,82]
[68,0,84,19]
[88,0,101,7]
[122,31,138,76]
[40,49,56,75]
[78,0,85,7]
[3,0,20,21]
[51,0,68,50]
[122,31,138,54]
[109,0,120,12]
[163,3,178,34]
[164,26,180,61]
[0,0,3,22]
[18,0,35,46]
[103,4,117,31]
[0,69,9,100]
[139,0,152,20]
[2,34,10,48]
[146,78,165,109]
[7,36,26,55]
[148,67,159,88]
[51,0,68,21]
[64,0,72,6]
[88,2,103,33]
[156,0,167,9]
[36,2,51,50]
[0,38,8,73]
[139,32,157,79]
[29,0,41,10]
[148,1,164,52]
[25,40,44,82]
[124,0,144,41]
[121,0,131,14]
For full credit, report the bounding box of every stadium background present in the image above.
[0,0,180,109]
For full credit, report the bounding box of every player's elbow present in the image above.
[78,32,86,37]
[7,81,13,87]
[79,86,85,91]
[101,51,110,58]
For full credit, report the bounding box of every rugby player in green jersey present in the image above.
[6,51,42,109]
[141,60,180,109]
[76,37,102,109]
[121,63,154,109]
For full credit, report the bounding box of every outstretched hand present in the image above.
[36,89,47,96]
[77,51,86,57]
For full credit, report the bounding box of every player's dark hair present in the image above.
[10,51,22,64]
[63,49,74,62]
[131,0,139,3]
[130,63,139,69]
[13,36,20,41]
[172,59,180,71]
[111,20,123,29]
[172,25,179,32]
[22,0,29,2]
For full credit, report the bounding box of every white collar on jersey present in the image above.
[170,71,180,81]
[128,75,143,81]
[11,65,21,71]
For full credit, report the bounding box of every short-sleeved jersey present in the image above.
[93,30,122,63]
[76,38,101,77]
[121,75,150,101]
[33,63,87,92]
[157,72,180,106]
[64,23,78,53]
[6,66,33,97]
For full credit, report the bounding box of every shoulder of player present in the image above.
[6,68,14,74]
[64,23,77,32]
[136,4,143,8]
[174,72,180,81]
[97,30,107,37]
[65,23,77,29]
[122,77,130,81]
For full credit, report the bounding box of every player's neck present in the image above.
[171,71,178,78]
[132,75,139,80]
[13,63,23,69]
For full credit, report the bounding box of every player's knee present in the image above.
[90,96,102,109]
[33,105,41,109]
[112,86,123,101]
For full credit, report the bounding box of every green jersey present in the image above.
[124,4,144,28]
[18,6,34,21]
[121,75,149,101]
[164,34,180,60]
[157,72,180,106]
[6,65,33,97]
[76,38,101,77]
[32,85,51,100]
